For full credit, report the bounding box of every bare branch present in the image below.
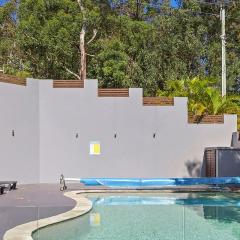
[77,0,84,12]
[22,31,38,42]
[64,66,81,80]
[87,29,97,45]
[86,53,95,57]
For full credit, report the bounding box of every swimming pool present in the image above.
[33,192,240,240]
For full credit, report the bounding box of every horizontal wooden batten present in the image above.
[53,80,84,88]
[0,74,26,86]
[188,114,224,124]
[143,97,174,106]
[98,88,129,97]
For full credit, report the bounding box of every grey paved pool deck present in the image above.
[0,184,84,240]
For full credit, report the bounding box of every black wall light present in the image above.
[153,133,156,138]
[114,133,117,138]
[12,130,15,137]
[76,133,79,139]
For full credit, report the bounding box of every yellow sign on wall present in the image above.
[90,142,101,155]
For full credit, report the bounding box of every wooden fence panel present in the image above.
[53,80,84,88]
[98,88,129,97]
[0,74,26,86]
[188,114,224,124]
[143,97,174,106]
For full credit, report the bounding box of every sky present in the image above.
[0,0,7,5]
[171,0,180,8]
[0,0,180,8]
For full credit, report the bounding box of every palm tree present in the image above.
[159,77,239,116]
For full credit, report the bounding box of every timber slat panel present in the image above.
[143,97,174,106]
[98,88,129,97]
[0,74,26,86]
[188,114,224,124]
[205,149,216,177]
[53,80,84,88]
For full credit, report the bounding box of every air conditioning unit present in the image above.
[204,147,240,177]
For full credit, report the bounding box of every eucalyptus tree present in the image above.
[17,0,110,79]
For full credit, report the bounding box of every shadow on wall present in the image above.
[185,159,202,177]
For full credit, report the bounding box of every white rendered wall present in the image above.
[0,80,39,183]
[38,79,237,183]
[0,78,237,183]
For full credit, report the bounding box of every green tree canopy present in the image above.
[1,0,240,95]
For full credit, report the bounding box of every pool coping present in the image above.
[3,191,92,240]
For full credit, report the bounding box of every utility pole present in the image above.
[220,0,226,97]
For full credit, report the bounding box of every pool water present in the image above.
[33,193,240,240]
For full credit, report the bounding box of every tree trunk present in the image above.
[136,0,140,20]
[79,26,86,81]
